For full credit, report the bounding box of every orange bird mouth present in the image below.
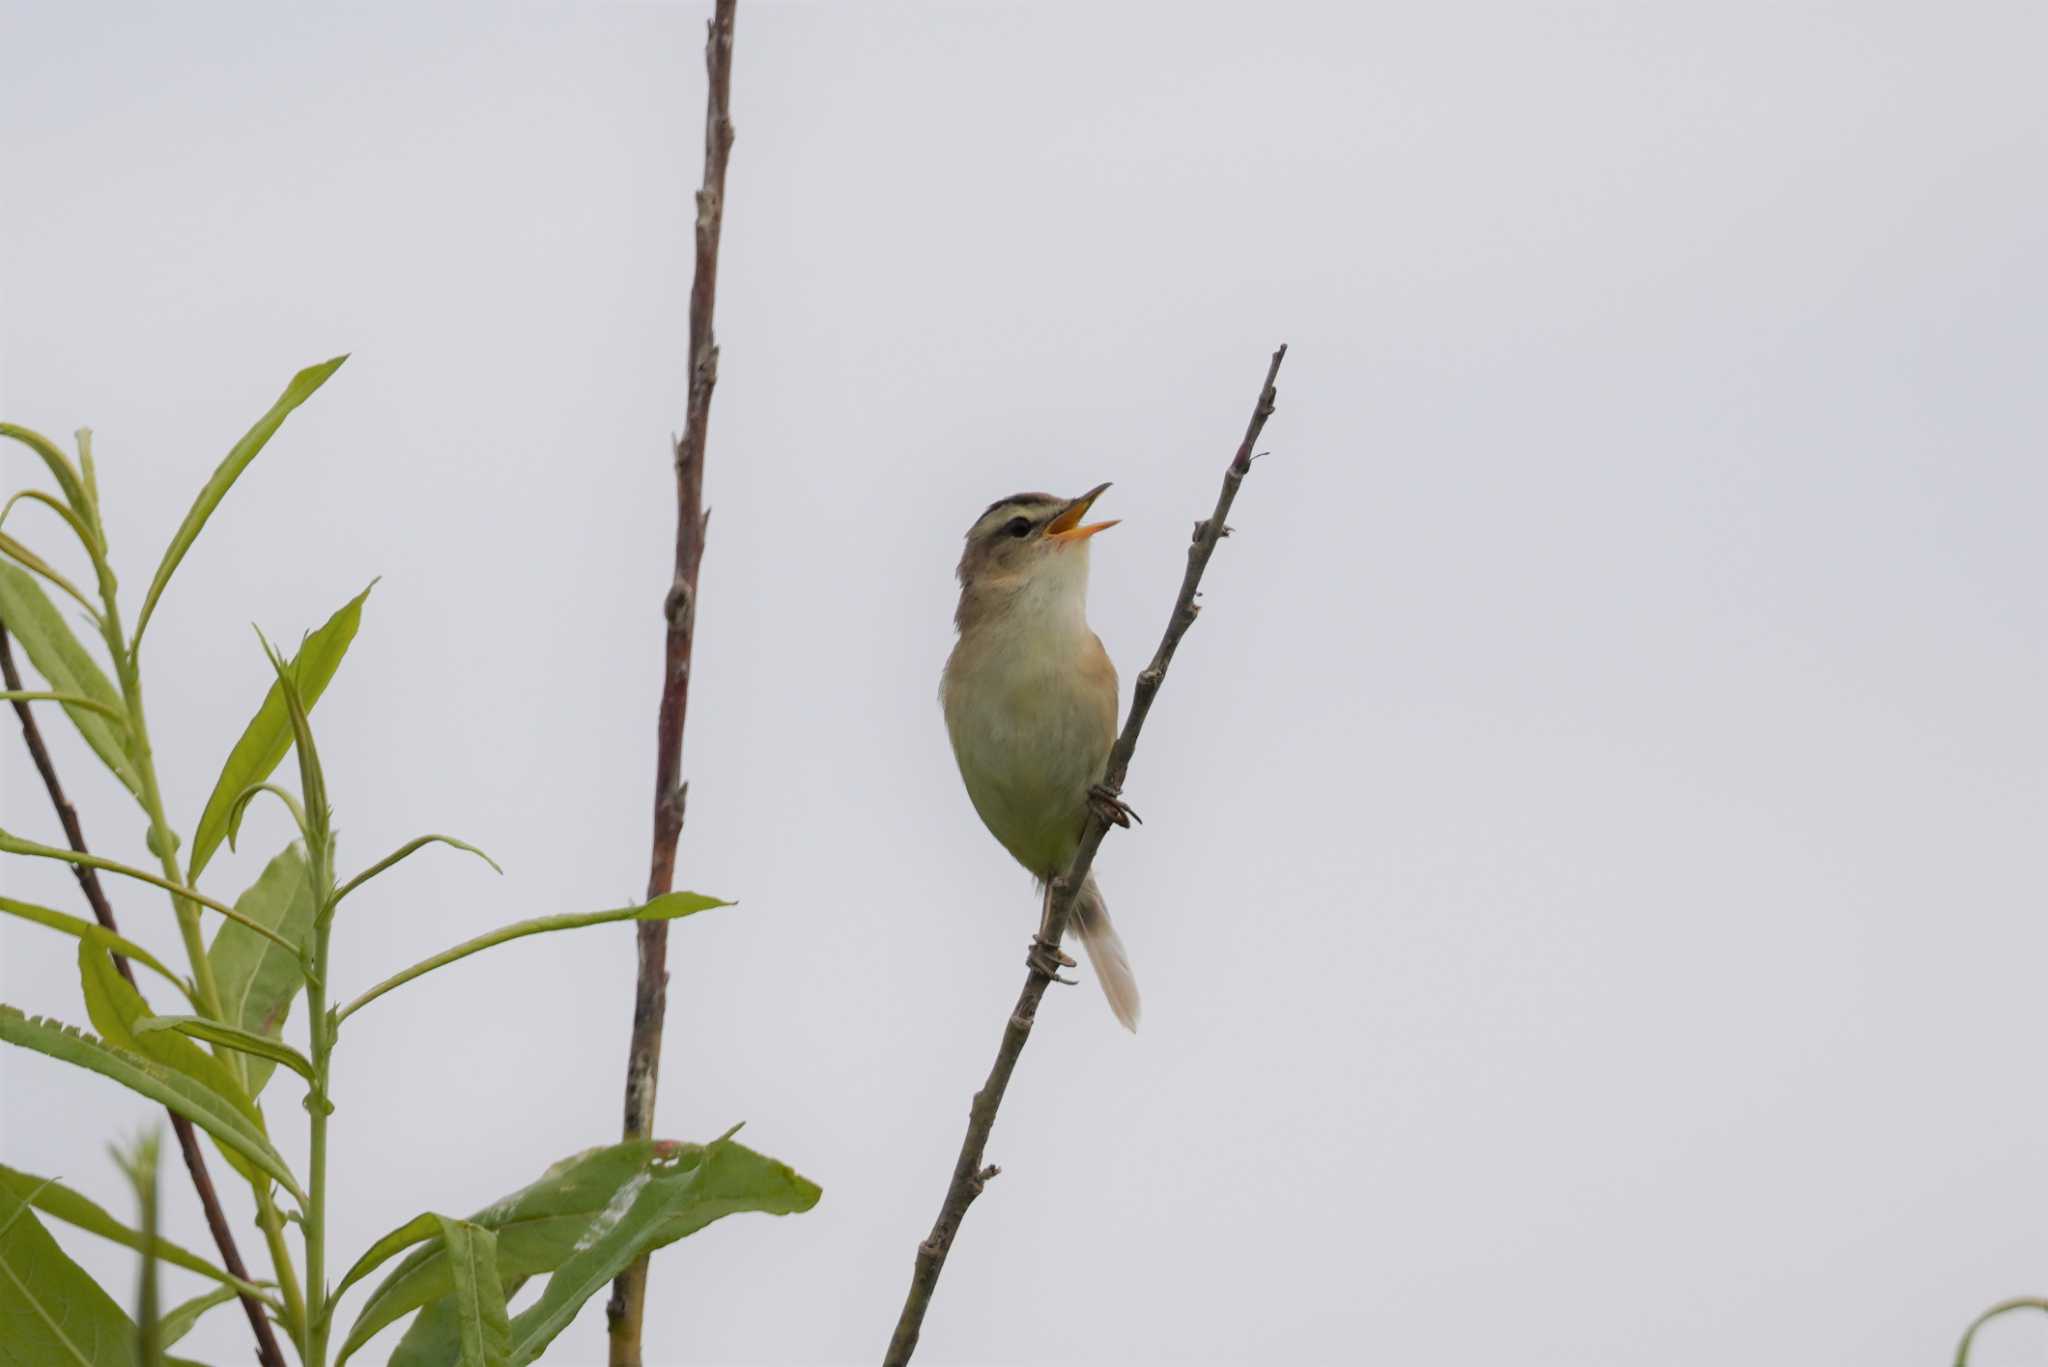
[1045,482,1118,541]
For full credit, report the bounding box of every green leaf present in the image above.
[135,1015,314,1084]
[160,1285,240,1348]
[0,1006,302,1202]
[331,835,503,909]
[336,892,728,1024]
[187,584,371,883]
[0,421,94,524]
[79,944,261,1124]
[0,562,139,797]
[329,1213,441,1314]
[78,942,275,1194]
[501,1139,818,1365]
[435,1218,510,1367]
[389,1276,528,1367]
[336,1137,818,1365]
[0,1164,263,1296]
[206,845,316,1097]
[0,828,299,955]
[132,355,348,650]
[0,530,98,615]
[1956,1298,2048,1365]
[0,1174,142,1367]
[0,894,193,1002]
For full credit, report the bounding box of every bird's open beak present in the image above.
[1045,482,1119,541]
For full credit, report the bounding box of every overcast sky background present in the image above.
[4,2,2047,1364]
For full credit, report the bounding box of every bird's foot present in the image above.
[1088,782,1142,828]
[1027,937,1078,984]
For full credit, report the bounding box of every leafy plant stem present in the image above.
[2,614,291,1367]
[301,844,339,1367]
[256,1187,309,1342]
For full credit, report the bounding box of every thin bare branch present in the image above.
[882,345,1289,1366]
[605,3,739,1364]
[0,624,291,1367]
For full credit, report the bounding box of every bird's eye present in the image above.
[1004,517,1032,539]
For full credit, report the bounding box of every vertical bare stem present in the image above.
[0,625,291,1367]
[881,346,1288,1366]
[605,4,739,1365]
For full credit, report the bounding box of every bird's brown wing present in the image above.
[1085,630,1120,766]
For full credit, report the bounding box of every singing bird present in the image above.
[940,483,1141,1031]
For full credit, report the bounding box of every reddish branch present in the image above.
[604,3,738,1365]
[881,346,1289,1366]
[0,626,289,1367]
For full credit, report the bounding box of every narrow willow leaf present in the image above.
[336,1137,818,1365]
[0,421,93,522]
[0,828,297,953]
[336,892,728,1024]
[0,562,139,797]
[78,943,274,1194]
[132,355,348,649]
[186,583,371,882]
[0,1164,264,1298]
[0,894,192,1001]
[389,1274,528,1367]
[160,1284,240,1348]
[436,1218,510,1367]
[207,845,316,1097]
[0,530,97,615]
[0,1006,302,1201]
[255,631,331,857]
[0,486,97,559]
[0,1174,141,1367]
[0,688,125,720]
[79,943,262,1125]
[329,1213,442,1315]
[331,834,504,909]
[135,1015,314,1083]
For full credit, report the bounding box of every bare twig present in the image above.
[0,625,289,1367]
[882,345,1289,1365]
[604,3,739,1364]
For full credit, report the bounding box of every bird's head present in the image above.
[954,483,1117,629]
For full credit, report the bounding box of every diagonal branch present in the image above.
[0,625,291,1367]
[605,3,739,1365]
[882,345,1289,1366]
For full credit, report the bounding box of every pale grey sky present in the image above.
[4,3,2047,1365]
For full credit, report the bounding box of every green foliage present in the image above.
[0,562,139,796]
[337,1138,821,1366]
[336,892,729,1024]
[1,894,193,1003]
[433,1219,511,1367]
[0,1164,263,1296]
[207,844,317,1098]
[136,1014,316,1084]
[0,364,816,1367]
[132,356,348,650]
[0,1007,302,1201]
[188,584,371,883]
[0,1176,145,1367]
[160,1285,242,1348]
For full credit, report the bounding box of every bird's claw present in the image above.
[1088,782,1141,828]
[1027,938,1077,982]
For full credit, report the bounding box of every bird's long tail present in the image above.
[1070,871,1140,1032]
